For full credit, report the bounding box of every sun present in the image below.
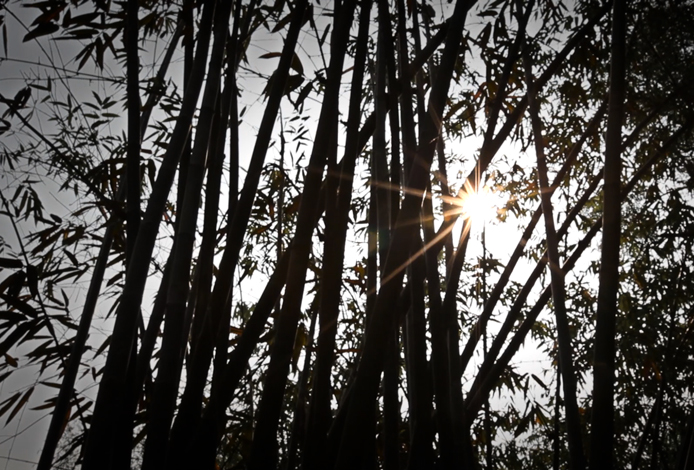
[455,181,502,223]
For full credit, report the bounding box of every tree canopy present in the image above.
[0,0,693,469]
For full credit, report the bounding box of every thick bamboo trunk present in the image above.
[404,244,435,469]
[377,0,401,225]
[554,363,562,470]
[283,304,317,470]
[81,3,217,468]
[418,2,455,270]
[589,0,626,467]
[333,2,475,468]
[140,1,234,465]
[373,5,399,468]
[442,217,474,466]
[415,29,454,466]
[165,2,304,463]
[165,78,229,459]
[247,5,356,468]
[125,0,140,266]
[167,10,241,450]
[197,0,243,375]
[176,0,195,226]
[302,3,372,468]
[395,4,434,468]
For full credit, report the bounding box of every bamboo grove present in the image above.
[0,0,693,468]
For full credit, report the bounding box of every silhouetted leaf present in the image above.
[5,386,34,424]
[23,22,59,42]
[0,258,22,269]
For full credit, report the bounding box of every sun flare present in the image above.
[456,182,502,223]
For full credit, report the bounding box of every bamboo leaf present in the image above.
[290,53,303,75]
[259,52,282,59]
[4,354,17,367]
[0,392,20,419]
[0,295,38,319]
[6,386,34,424]
[23,22,59,42]
[0,258,22,269]
[271,12,293,33]
[2,22,7,58]
[0,370,12,384]
[531,374,548,391]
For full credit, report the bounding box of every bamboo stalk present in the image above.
[167,6,243,452]
[302,2,372,468]
[247,4,356,468]
[589,0,627,466]
[140,0,234,464]
[374,4,399,468]
[80,1,217,467]
[521,19,586,467]
[334,1,476,467]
